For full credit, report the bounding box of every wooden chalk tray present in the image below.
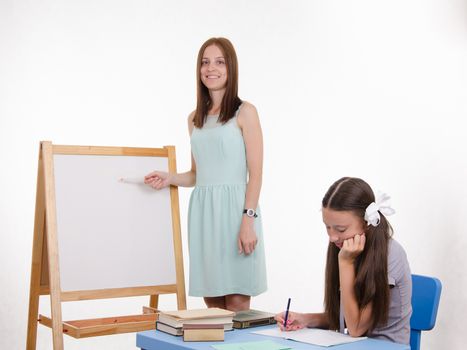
[38,311,158,339]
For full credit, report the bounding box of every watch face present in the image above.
[246,209,255,217]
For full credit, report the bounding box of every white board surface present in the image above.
[53,154,176,292]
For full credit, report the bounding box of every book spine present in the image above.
[183,328,224,342]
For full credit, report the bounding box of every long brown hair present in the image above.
[322,177,392,332]
[193,37,242,128]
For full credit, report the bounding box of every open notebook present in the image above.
[252,327,367,347]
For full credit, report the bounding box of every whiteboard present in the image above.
[53,154,176,292]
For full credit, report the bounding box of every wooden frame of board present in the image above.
[26,141,187,350]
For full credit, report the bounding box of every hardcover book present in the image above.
[158,307,235,329]
[232,309,276,329]
[183,324,224,342]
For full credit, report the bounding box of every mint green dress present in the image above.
[188,110,267,297]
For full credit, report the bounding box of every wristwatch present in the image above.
[243,208,258,218]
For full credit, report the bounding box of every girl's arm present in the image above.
[144,113,196,188]
[275,312,329,331]
[339,234,373,337]
[237,102,263,255]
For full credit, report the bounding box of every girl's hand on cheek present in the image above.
[338,233,365,264]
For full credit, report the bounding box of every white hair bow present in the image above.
[364,192,395,227]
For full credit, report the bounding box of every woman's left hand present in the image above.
[338,234,365,263]
[237,219,258,255]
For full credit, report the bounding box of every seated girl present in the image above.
[275,177,412,344]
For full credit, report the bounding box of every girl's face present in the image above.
[322,208,365,249]
[200,44,228,91]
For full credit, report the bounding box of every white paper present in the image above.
[252,328,285,338]
[252,327,367,347]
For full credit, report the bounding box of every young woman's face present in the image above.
[200,44,228,91]
[322,208,366,249]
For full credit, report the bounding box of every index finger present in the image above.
[274,312,285,323]
[144,174,156,180]
[359,234,366,249]
[237,238,243,255]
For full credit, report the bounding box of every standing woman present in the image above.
[145,37,267,311]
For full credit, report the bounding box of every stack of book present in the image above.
[156,308,235,341]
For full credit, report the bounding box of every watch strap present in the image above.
[243,208,258,218]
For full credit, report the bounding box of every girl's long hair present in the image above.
[322,177,392,332]
[193,37,242,128]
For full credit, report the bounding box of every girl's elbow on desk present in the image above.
[347,325,369,338]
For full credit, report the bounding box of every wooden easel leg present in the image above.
[49,294,64,349]
[26,288,40,350]
[42,142,64,350]
[26,220,45,350]
[149,295,159,309]
[27,147,46,350]
[166,146,187,311]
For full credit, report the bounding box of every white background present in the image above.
[1,1,466,349]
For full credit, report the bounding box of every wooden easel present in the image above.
[26,142,187,350]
